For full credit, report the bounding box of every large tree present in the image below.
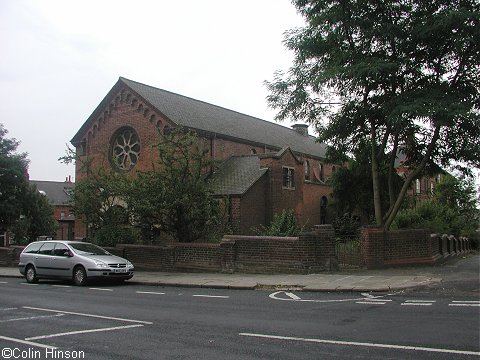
[0,124,55,242]
[66,128,224,244]
[0,124,29,229]
[128,129,222,243]
[266,0,480,229]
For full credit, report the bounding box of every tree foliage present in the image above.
[266,0,480,229]
[0,124,55,242]
[68,128,224,244]
[329,140,404,223]
[0,124,29,228]
[128,129,223,243]
[393,175,479,237]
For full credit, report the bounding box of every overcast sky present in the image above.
[0,0,305,182]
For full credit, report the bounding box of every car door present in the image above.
[35,242,55,276]
[52,243,74,278]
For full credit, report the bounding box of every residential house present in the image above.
[30,178,75,240]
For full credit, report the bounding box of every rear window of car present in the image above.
[23,242,43,254]
[38,242,55,255]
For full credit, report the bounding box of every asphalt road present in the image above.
[0,278,479,360]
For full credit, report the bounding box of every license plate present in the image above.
[113,268,127,273]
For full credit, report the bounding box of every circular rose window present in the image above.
[110,127,140,171]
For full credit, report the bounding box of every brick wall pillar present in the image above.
[441,234,450,258]
[450,236,458,256]
[361,226,385,269]
[308,224,338,271]
[220,239,236,273]
[430,234,442,262]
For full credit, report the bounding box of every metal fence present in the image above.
[335,234,364,268]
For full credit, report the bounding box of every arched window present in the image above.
[304,160,310,180]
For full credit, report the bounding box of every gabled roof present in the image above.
[208,156,268,196]
[72,77,327,159]
[29,180,74,206]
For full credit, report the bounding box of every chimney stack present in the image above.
[291,124,309,137]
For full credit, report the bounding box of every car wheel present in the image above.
[25,265,38,284]
[73,266,87,286]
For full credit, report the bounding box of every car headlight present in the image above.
[94,261,109,268]
[126,261,134,269]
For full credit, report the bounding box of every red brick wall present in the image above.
[238,175,267,234]
[223,227,337,273]
[260,150,303,224]
[174,243,221,271]
[301,182,332,228]
[384,229,432,264]
[361,227,446,268]
[89,226,338,274]
[213,138,271,160]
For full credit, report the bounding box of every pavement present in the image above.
[1,253,478,293]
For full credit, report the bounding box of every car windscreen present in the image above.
[68,243,110,256]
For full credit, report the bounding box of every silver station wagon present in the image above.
[18,240,135,286]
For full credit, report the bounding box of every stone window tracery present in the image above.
[110,127,140,171]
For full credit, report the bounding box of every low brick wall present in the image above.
[384,229,441,266]
[361,227,474,268]
[174,243,222,272]
[111,226,338,274]
[0,246,25,267]
[222,226,337,274]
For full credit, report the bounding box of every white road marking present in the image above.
[0,281,8,284]
[23,306,153,324]
[52,284,72,288]
[285,292,301,300]
[269,291,390,303]
[356,301,387,305]
[401,300,435,306]
[0,307,17,311]
[25,324,144,341]
[361,292,382,299]
[20,283,38,286]
[448,300,480,307]
[136,291,165,295]
[0,313,65,323]
[89,287,113,291]
[193,295,230,299]
[0,335,57,349]
[239,333,480,357]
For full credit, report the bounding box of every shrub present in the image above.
[392,200,465,236]
[92,225,139,247]
[253,209,302,237]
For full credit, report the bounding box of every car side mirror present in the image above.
[66,251,74,257]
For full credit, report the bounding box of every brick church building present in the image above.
[71,77,337,240]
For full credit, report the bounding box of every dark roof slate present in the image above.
[208,156,268,196]
[119,77,327,159]
[29,180,74,206]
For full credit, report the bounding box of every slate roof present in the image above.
[29,180,74,206]
[73,77,327,159]
[208,156,268,196]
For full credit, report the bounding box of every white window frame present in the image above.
[282,166,295,189]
